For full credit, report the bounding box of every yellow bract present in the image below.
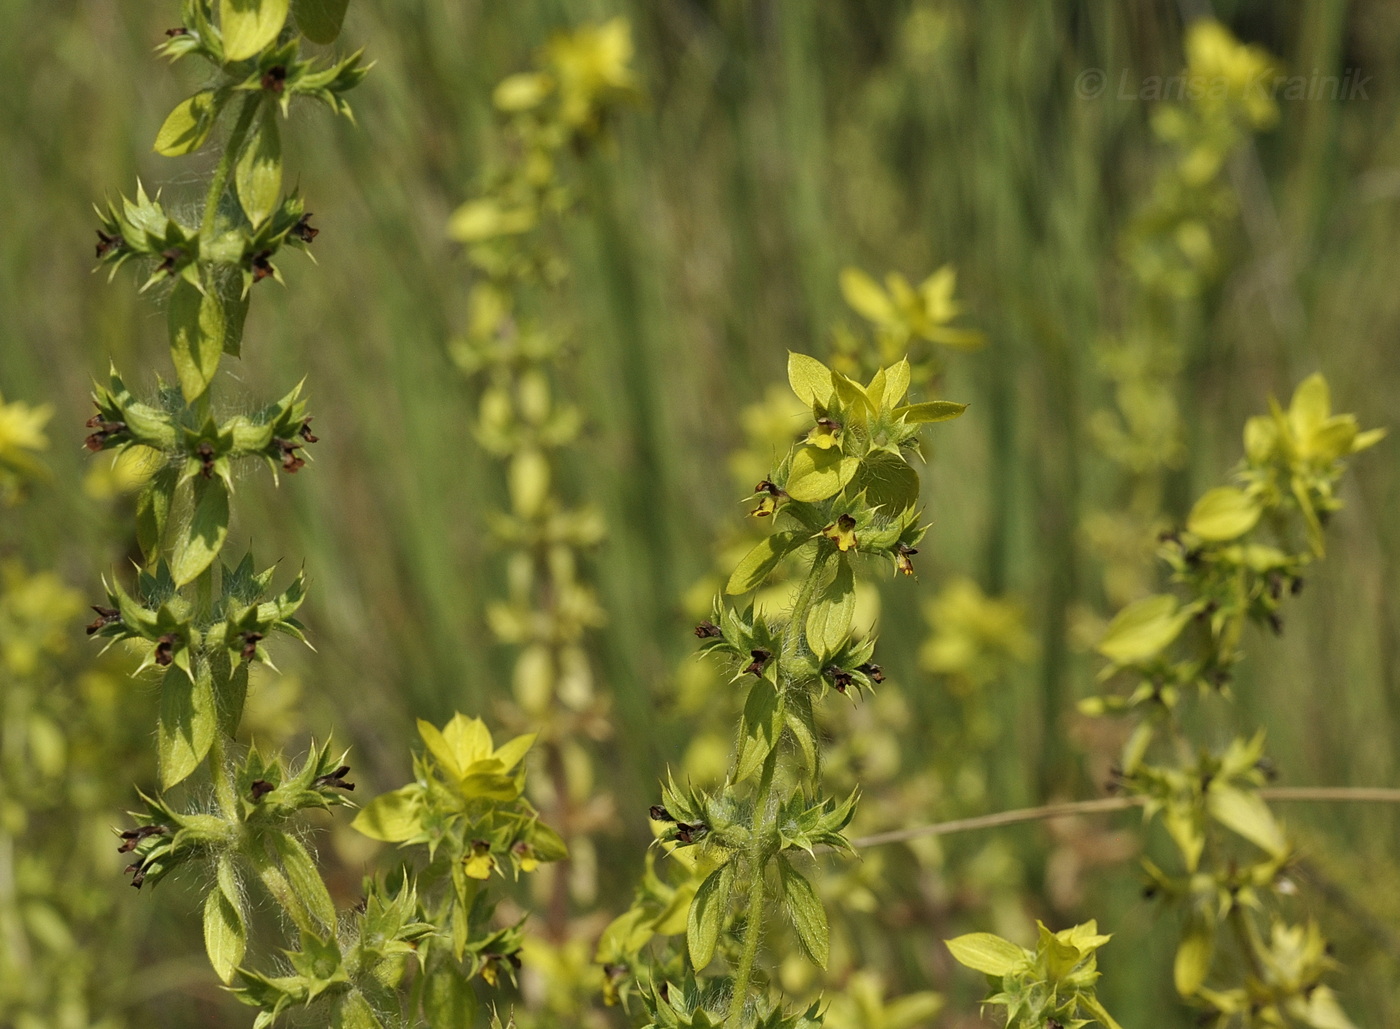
[416,713,535,789]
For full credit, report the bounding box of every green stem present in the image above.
[208,722,237,819]
[725,746,779,1029]
[200,95,262,241]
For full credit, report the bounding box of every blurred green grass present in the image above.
[3,0,1400,1023]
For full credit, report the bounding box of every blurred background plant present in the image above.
[3,0,1400,1025]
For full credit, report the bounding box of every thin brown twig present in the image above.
[850,787,1400,850]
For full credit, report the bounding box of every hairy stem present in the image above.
[726,745,780,1029]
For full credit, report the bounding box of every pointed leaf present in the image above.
[1188,486,1262,542]
[292,0,350,43]
[171,477,230,587]
[222,0,291,61]
[1097,594,1190,665]
[805,557,855,661]
[785,447,859,503]
[158,663,216,789]
[945,932,1026,976]
[168,276,225,403]
[204,858,246,983]
[1206,785,1287,857]
[727,531,802,595]
[853,450,921,514]
[894,401,967,424]
[235,103,282,226]
[735,679,783,782]
[350,785,423,842]
[155,91,222,156]
[686,862,734,970]
[778,857,828,968]
[787,352,833,408]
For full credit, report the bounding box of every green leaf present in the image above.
[778,857,828,968]
[222,0,291,61]
[204,857,246,983]
[784,695,819,780]
[735,679,784,782]
[168,276,226,403]
[418,967,477,1028]
[1079,993,1126,1029]
[726,531,802,595]
[351,785,422,842]
[787,352,833,408]
[853,450,921,514]
[264,830,337,932]
[785,446,859,503]
[839,267,893,325]
[235,103,282,227]
[292,0,350,43]
[136,465,179,564]
[881,358,911,409]
[1097,594,1190,665]
[171,477,230,587]
[893,400,967,424]
[155,91,222,156]
[1187,486,1262,542]
[1173,912,1213,996]
[686,862,734,970]
[333,993,385,1029]
[805,557,855,661]
[945,932,1026,976]
[158,662,216,789]
[1206,785,1287,857]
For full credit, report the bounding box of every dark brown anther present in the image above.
[126,860,147,888]
[603,962,627,980]
[298,419,318,444]
[95,229,124,259]
[196,441,216,478]
[154,634,178,666]
[895,542,918,576]
[1158,529,1180,544]
[292,214,319,244]
[1267,571,1284,601]
[674,821,708,844]
[1184,547,1203,570]
[249,779,274,801]
[1142,884,1158,900]
[84,417,127,451]
[164,26,190,37]
[1208,667,1232,688]
[251,251,275,282]
[750,479,786,517]
[86,605,121,635]
[274,438,305,473]
[649,805,673,823]
[116,824,168,853]
[1290,576,1305,596]
[658,982,670,1004]
[1255,756,1279,782]
[352,896,368,913]
[507,952,523,970]
[825,666,854,693]
[156,248,184,276]
[1267,612,1284,636]
[314,765,355,791]
[260,65,288,93]
[815,417,841,434]
[693,621,722,639]
[743,648,772,677]
[856,662,884,683]
[240,631,264,661]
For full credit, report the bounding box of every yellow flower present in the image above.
[544,18,638,130]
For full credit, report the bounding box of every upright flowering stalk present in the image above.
[446,20,637,949]
[606,352,964,1029]
[87,6,570,1026]
[1086,20,1281,606]
[1081,375,1381,1026]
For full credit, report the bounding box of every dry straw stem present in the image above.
[851,787,1400,849]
